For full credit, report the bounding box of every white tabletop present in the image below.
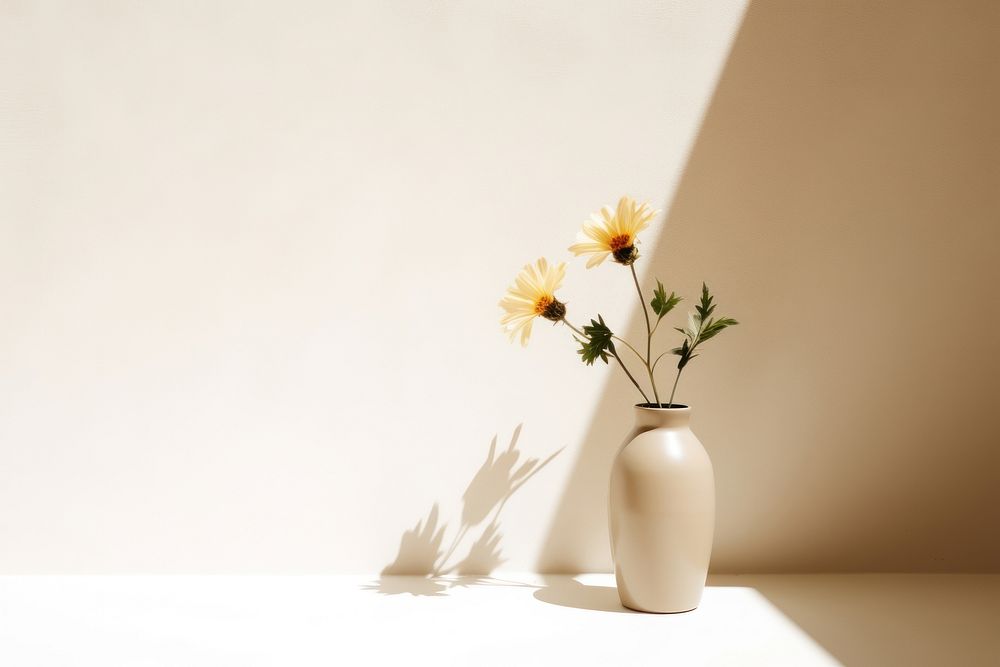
[0,574,996,666]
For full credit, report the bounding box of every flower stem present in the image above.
[668,313,709,407]
[611,349,651,405]
[562,319,650,404]
[630,263,661,407]
[612,335,645,364]
[668,368,682,407]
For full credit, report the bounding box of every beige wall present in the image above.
[540,0,1000,573]
[1,0,997,574]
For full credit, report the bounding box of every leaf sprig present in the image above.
[672,283,738,372]
[651,280,682,322]
[576,316,615,365]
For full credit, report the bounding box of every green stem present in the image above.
[562,319,650,404]
[612,335,645,365]
[561,319,585,337]
[668,316,711,407]
[611,349,651,405]
[630,264,661,407]
[668,368,682,408]
[650,350,671,373]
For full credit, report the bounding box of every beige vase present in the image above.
[609,404,715,613]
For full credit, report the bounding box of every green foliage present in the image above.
[700,317,738,343]
[577,315,616,366]
[695,282,715,322]
[650,280,682,321]
[672,283,738,370]
[671,338,698,370]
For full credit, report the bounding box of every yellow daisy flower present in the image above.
[499,258,567,346]
[568,195,659,268]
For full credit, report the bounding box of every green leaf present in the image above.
[650,280,682,321]
[699,317,739,342]
[695,282,716,323]
[672,339,697,370]
[672,284,738,370]
[577,315,616,366]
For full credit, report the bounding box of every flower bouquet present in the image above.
[499,195,737,407]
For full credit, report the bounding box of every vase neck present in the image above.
[633,404,692,430]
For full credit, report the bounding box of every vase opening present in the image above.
[636,403,689,410]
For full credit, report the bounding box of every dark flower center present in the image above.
[612,244,639,265]
[539,297,566,322]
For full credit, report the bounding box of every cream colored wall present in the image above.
[1,0,996,574]
[0,0,748,572]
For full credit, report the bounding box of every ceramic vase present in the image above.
[609,404,715,613]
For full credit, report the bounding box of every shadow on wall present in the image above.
[364,425,561,596]
[538,0,1000,573]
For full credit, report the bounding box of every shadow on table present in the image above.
[362,424,561,597]
[531,576,634,614]
[710,574,1000,666]
[368,570,637,614]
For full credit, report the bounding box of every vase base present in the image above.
[621,601,698,614]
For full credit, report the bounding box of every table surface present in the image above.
[0,574,997,666]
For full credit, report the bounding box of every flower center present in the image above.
[535,295,566,322]
[609,234,632,251]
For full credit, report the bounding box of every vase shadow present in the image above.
[532,576,635,614]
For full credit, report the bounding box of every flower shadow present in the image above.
[379,504,446,576]
[363,424,560,597]
[452,520,505,575]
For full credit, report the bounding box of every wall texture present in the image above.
[1,0,997,574]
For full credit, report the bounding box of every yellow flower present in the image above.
[568,195,658,268]
[499,258,567,346]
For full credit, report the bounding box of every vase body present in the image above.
[609,405,715,613]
